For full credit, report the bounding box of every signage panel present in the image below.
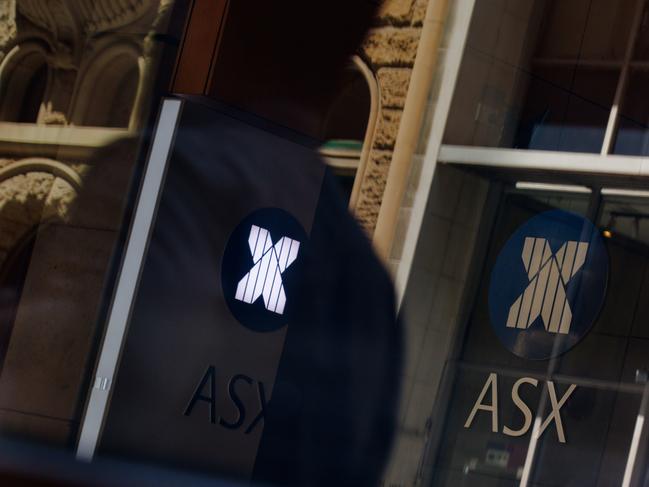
[89,97,327,480]
[488,210,608,360]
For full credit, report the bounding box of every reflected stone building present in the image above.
[0,0,453,485]
[0,0,173,449]
[0,0,173,265]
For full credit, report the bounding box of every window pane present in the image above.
[405,180,649,486]
[632,1,649,61]
[614,68,649,156]
[600,194,649,246]
[515,66,619,152]
[444,0,635,153]
[536,0,635,62]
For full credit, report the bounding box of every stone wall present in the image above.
[0,157,85,264]
[355,0,430,234]
[0,0,172,258]
[0,0,167,448]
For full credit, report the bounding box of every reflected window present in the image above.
[0,229,36,373]
[444,0,649,155]
[318,60,373,203]
[104,62,139,128]
[0,50,48,123]
[74,51,140,128]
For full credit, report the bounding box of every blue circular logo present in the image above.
[222,208,307,333]
[488,210,608,360]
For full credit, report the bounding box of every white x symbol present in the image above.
[235,225,300,315]
[507,237,588,334]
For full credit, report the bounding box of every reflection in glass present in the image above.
[514,66,618,152]
[0,0,178,451]
[424,187,649,486]
[614,69,649,156]
[443,0,641,154]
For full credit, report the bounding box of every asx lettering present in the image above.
[184,366,268,435]
[464,373,576,443]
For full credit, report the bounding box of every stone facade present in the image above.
[0,0,170,263]
[0,0,432,255]
[355,0,429,233]
[0,0,170,447]
[0,0,15,47]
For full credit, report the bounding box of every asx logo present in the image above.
[488,210,608,360]
[507,237,589,335]
[234,225,300,315]
[222,208,307,333]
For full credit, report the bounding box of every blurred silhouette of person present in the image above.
[61,1,402,486]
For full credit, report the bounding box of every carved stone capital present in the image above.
[0,0,17,48]
[18,0,156,41]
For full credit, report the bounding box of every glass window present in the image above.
[401,167,649,486]
[443,0,649,155]
[318,61,373,202]
[615,67,649,155]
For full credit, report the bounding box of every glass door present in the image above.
[424,177,649,487]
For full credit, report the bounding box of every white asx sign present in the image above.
[235,225,301,315]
